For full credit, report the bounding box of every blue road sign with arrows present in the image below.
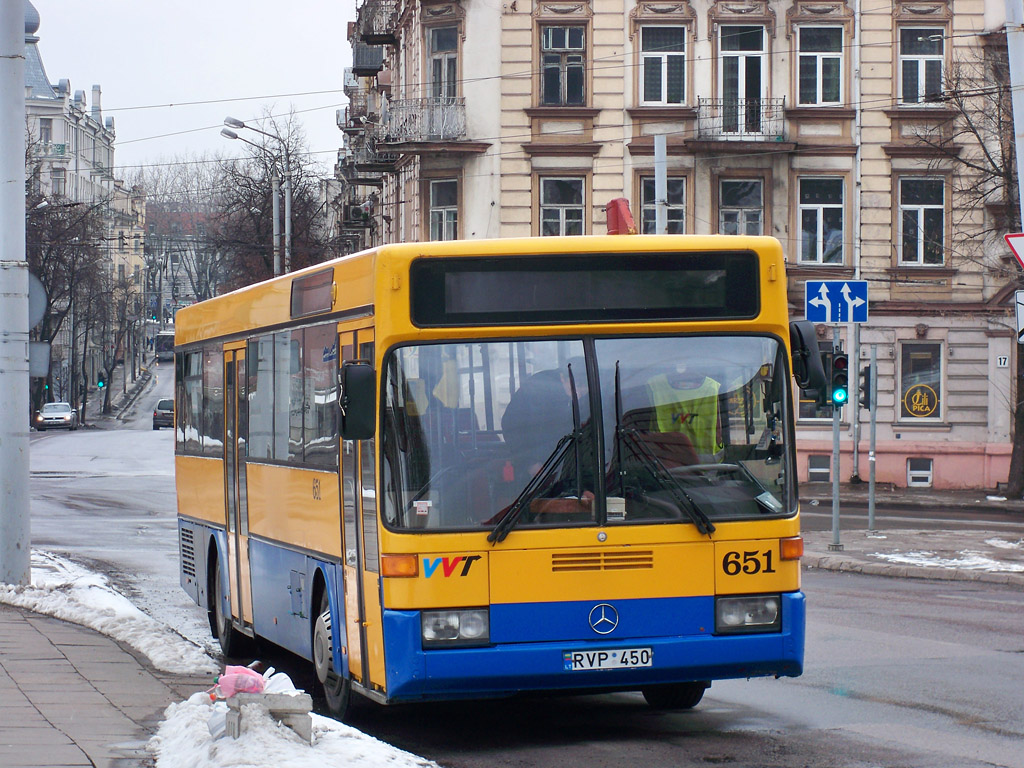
[805,280,869,323]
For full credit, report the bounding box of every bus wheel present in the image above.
[210,555,246,657]
[641,681,709,710]
[313,590,352,720]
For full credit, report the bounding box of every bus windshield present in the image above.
[382,335,793,532]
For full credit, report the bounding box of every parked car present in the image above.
[35,402,79,431]
[153,398,174,430]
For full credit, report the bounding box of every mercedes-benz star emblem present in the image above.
[588,603,619,635]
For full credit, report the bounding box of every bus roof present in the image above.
[173,235,785,347]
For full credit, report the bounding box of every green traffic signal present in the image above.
[831,352,849,406]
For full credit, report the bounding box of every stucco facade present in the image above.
[341,0,1017,489]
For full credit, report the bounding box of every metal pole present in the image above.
[868,344,878,530]
[829,327,843,551]
[654,134,667,235]
[272,169,281,277]
[283,149,292,273]
[1006,0,1024,233]
[0,0,31,585]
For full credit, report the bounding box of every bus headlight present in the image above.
[421,608,490,648]
[715,595,781,634]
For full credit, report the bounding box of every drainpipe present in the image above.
[850,0,864,481]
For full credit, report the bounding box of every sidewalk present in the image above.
[81,357,154,427]
[0,604,209,768]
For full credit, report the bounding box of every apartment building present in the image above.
[340,0,1016,489]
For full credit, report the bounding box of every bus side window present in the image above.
[341,344,358,568]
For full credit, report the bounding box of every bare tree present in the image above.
[910,34,1024,495]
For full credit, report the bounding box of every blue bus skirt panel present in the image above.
[382,592,805,702]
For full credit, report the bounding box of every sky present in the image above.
[30,0,358,175]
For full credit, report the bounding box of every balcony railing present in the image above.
[357,0,398,44]
[383,97,466,143]
[696,97,786,141]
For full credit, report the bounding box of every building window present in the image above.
[899,27,944,104]
[641,26,685,105]
[541,26,586,106]
[900,342,942,420]
[429,26,458,99]
[429,179,458,241]
[899,178,944,265]
[907,457,934,487]
[540,177,585,236]
[39,117,52,145]
[50,168,65,196]
[807,454,831,482]
[719,179,763,235]
[720,25,765,134]
[640,176,685,233]
[799,177,844,264]
[798,27,842,105]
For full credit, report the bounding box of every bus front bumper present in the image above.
[382,592,804,702]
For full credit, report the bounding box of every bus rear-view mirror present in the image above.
[340,360,376,440]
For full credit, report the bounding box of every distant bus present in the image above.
[174,235,825,720]
[154,330,175,362]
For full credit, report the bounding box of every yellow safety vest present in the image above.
[646,374,724,457]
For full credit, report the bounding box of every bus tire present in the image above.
[313,590,352,720]
[210,554,246,657]
[641,681,709,710]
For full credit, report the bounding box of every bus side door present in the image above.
[224,346,253,629]
[339,329,385,692]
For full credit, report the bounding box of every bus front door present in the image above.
[339,330,384,692]
[224,348,253,630]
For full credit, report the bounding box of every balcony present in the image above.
[383,97,467,143]
[696,97,786,141]
[351,43,384,77]
[357,0,398,45]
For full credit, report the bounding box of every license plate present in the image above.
[563,647,653,671]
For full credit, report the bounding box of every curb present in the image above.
[803,553,1024,586]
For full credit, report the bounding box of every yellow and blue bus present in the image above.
[175,235,825,718]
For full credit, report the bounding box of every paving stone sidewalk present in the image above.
[0,604,209,768]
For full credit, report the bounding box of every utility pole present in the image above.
[1007,0,1024,234]
[0,0,31,585]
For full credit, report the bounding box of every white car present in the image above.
[35,401,79,431]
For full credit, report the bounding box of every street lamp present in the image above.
[222,117,292,275]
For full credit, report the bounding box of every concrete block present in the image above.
[225,692,314,743]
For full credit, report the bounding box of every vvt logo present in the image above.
[423,555,481,578]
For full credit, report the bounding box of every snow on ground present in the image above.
[149,683,438,768]
[869,547,1024,572]
[0,550,218,674]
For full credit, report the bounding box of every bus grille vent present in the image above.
[180,527,196,579]
[551,551,654,572]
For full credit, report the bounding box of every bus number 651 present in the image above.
[722,550,776,576]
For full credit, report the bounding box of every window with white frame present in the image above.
[900,342,942,420]
[50,167,65,196]
[541,26,586,106]
[641,26,685,105]
[429,26,458,100]
[799,177,844,264]
[720,25,765,134]
[899,178,944,265]
[640,176,685,233]
[797,27,842,105]
[899,27,944,104]
[719,179,763,235]
[540,177,585,236]
[429,179,458,241]
[39,117,52,145]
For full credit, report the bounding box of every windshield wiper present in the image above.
[612,362,715,537]
[488,432,576,544]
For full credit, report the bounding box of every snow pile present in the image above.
[148,676,438,768]
[870,549,1024,573]
[985,537,1024,550]
[0,550,217,674]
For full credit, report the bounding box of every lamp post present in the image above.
[222,117,292,274]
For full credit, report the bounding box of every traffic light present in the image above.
[859,365,872,410]
[97,374,106,389]
[831,352,849,407]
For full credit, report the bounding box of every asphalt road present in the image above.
[26,366,1024,767]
